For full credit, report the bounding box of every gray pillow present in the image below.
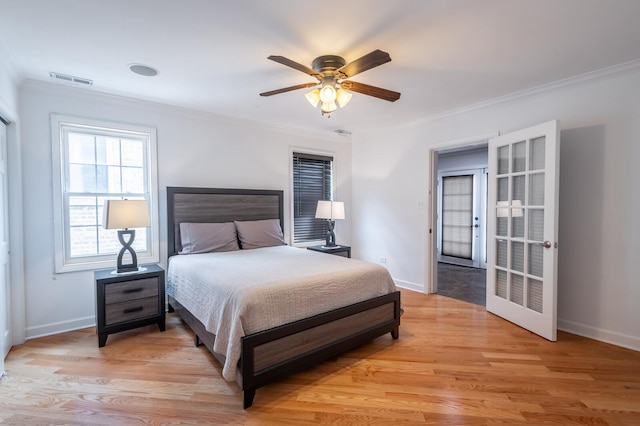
[179,222,240,254]
[234,219,286,250]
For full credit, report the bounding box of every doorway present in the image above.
[428,122,560,339]
[433,144,488,306]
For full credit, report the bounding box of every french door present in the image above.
[0,120,9,374]
[486,120,560,341]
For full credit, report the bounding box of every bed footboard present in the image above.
[168,291,401,408]
[241,291,401,407]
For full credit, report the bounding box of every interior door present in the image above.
[0,120,9,374]
[486,120,559,341]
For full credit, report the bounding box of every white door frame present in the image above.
[0,101,25,362]
[0,119,8,376]
[425,132,498,293]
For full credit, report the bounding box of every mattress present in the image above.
[167,245,397,380]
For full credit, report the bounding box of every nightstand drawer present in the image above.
[105,297,159,325]
[105,278,159,304]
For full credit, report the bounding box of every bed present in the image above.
[166,186,401,408]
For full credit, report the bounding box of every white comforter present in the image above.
[167,245,397,381]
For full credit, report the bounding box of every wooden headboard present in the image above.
[167,187,284,257]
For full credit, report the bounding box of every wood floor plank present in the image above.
[2,289,639,425]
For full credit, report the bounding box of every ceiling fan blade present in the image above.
[267,55,323,79]
[341,80,401,102]
[260,82,318,97]
[336,49,392,79]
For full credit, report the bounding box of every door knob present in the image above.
[533,241,552,249]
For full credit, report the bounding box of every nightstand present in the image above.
[307,244,351,258]
[95,264,166,347]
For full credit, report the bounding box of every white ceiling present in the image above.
[2,0,640,135]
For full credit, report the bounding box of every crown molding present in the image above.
[427,59,640,123]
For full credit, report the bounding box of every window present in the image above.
[52,115,159,272]
[291,151,333,244]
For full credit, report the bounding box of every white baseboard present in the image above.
[25,316,95,340]
[23,302,638,355]
[394,279,425,293]
[558,318,640,352]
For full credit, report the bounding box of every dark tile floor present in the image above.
[437,262,486,306]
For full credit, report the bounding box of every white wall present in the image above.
[0,65,17,118]
[352,65,640,351]
[18,80,352,339]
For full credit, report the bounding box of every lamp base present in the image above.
[116,229,139,274]
[111,266,147,275]
[325,220,336,247]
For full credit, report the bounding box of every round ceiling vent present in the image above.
[129,64,158,77]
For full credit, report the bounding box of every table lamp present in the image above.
[102,199,150,273]
[315,200,345,247]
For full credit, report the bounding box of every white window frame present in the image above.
[51,114,160,273]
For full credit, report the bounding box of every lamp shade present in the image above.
[103,199,151,229]
[321,101,337,114]
[336,88,352,108]
[305,89,321,107]
[315,200,345,220]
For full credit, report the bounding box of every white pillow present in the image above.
[234,219,286,250]
[179,222,239,254]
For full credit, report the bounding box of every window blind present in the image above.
[292,152,333,243]
[441,175,473,259]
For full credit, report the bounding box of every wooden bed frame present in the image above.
[166,186,401,408]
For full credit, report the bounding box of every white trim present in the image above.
[394,279,424,293]
[426,132,498,294]
[430,133,499,151]
[25,315,95,340]
[424,59,640,124]
[425,150,437,294]
[558,319,640,352]
[51,114,160,273]
[6,119,25,347]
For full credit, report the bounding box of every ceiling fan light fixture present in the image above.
[305,89,321,107]
[262,50,399,116]
[336,88,352,108]
[321,101,337,114]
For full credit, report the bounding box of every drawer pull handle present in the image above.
[123,288,143,294]
[124,306,144,314]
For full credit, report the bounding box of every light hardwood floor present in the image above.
[2,289,639,425]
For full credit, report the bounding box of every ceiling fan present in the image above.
[260,49,401,115]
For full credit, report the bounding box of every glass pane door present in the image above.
[486,121,559,341]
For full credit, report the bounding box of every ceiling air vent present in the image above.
[334,129,352,137]
[49,72,93,87]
